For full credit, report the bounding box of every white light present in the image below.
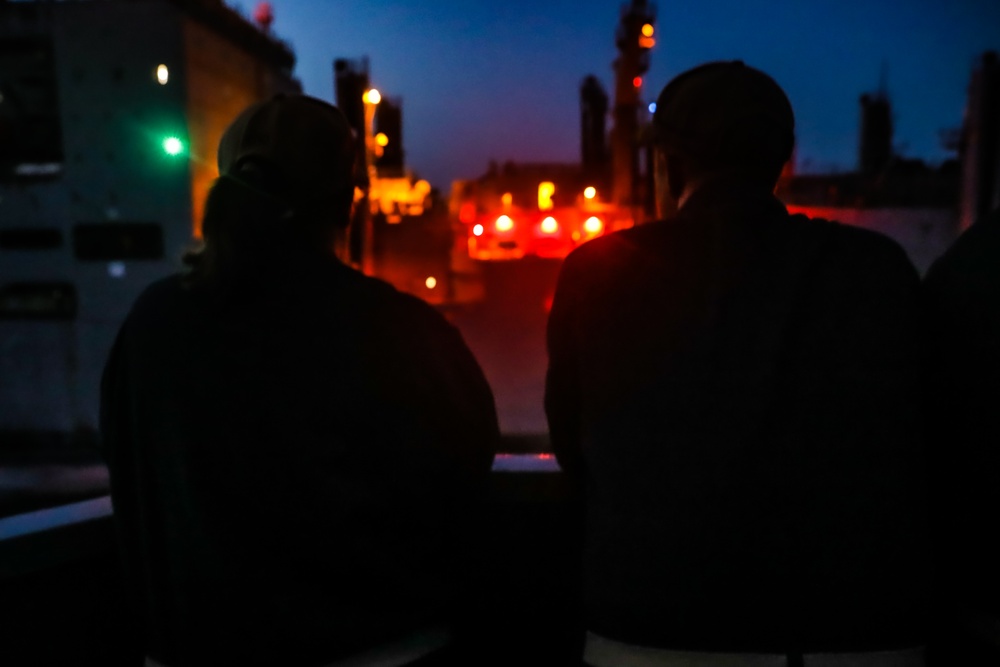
[584,216,603,234]
[472,224,484,237]
[425,276,437,289]
[648,102,657,114]
[495,215,513,232]
[540,216,558,234]
[365,89,381,105]
[108,262,126,279]
[156,64,169,85]
[583,186,597,200]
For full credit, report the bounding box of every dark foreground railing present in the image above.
[0,452,582,666]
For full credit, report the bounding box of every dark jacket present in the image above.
[923,209,1000,614]
[545,179,928,653]
[101,254,499,666]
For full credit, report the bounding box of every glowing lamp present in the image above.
[425,276,437,289]
[162,136,183,156]
[473,224,484,236]
[156,64,169,85]
[641,23,655,37]
[584,216,603,234]
[633,77,642,88]
[583,186,597,200]
[375,132,389,147]
[639,36,656,48]
[495,215,513,232]
[365,89,381,105]
[540,216,558,234]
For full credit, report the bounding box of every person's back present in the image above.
[101,96,498,666]
[923,208,1000,662]
[546,62,928,662]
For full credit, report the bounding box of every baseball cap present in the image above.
[645,61,794,169]
[217,94,355,214]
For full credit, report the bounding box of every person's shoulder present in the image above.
[341,264,454,331]
[925,209,1000,290]
[562,221,669,273]
[126,273,188,320]
[792,212,917,282]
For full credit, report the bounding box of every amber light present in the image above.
[540,216,559,234]
[584,216,603,234]
[495,215,514,232]
[583,186,597,199]
[425,276,437,289]
[538,182,555,211]
[641,23,654,37]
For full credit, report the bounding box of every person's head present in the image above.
[188,94,355,287]
[647,61,795,214]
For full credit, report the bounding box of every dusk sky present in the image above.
[245,0,999,190]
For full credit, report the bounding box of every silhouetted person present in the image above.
[923,207,1000,665]
[545,62,928,666]
[101,95,499,666]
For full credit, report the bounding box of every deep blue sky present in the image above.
[242,0,999,190]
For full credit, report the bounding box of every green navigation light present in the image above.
[162,136,184,156]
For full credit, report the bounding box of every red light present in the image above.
[459,202,476,224]
[633,77,642,88]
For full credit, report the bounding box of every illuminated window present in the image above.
[538,182,555,211]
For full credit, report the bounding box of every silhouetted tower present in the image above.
[334,57,368,142]
[859,68,893,175]
[960,51,1000,230]
[333,57,370,266]
[580,75,609,177]
[375,96,404,175]
[611,0,655,213]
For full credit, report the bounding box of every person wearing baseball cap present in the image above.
[546,62,928,665]
[102,95,499,666]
